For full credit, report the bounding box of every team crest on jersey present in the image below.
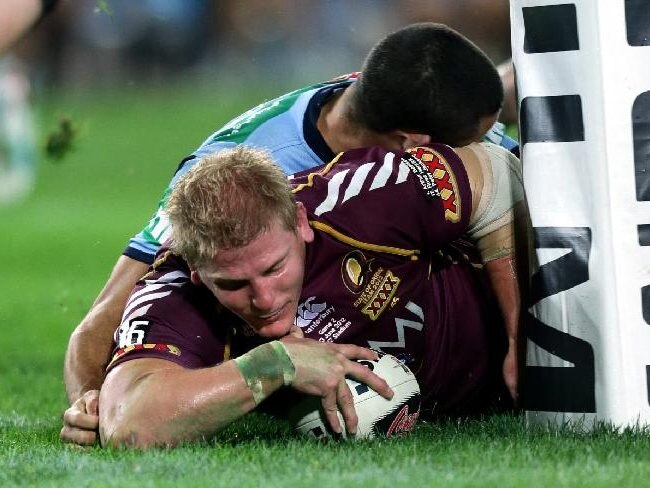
[408,147,461,223]
[341,250,373,294]
[353,267,401,321]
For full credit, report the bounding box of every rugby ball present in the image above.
[288,353,421,439]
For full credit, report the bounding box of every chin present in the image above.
[252,320,293,338]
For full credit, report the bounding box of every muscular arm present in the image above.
[100,339,391,448]
[456,143,529,402]
[479,216,529,403]
[64,255,148,403]
[100,358,259,447]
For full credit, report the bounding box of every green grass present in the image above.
[1,83,649,487]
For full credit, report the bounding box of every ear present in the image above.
[295,202,314,243]
[396,131,431,150]
[190,270,203,286]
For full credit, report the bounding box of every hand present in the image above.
[280,337,393,435]
[502,343,518,405]
[285,324,304,339]
[60,389,100,446]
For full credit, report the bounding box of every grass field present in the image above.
[2,83,650,487]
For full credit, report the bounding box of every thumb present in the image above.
[287,324,304,338]
[84,390,101,416]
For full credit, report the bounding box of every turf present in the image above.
[1,84,649,487]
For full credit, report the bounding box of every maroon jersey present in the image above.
[108,144,507,415]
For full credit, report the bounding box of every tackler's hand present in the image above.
[60,389,100,446]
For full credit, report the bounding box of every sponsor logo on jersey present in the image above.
[109,343,181,367]
[408,146,461,223]
[296,297,352,340]
[341,250,373,294]
[296,296,328,329]
[353,267,401,321]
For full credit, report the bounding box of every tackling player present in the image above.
[98,141,526,448]
[62,22,521,445]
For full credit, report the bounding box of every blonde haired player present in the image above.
[98,142,526,448]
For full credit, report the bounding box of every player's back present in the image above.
[291,145,509,415]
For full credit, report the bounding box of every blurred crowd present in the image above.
[15,0,511,90]
[0,0,511,204]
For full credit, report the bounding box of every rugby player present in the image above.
[62,22,521,445]
[97,140,526,448]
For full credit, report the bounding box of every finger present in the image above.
[346,361,393,400]
[63,406,100,431]
[321,393,342,434]
[336,380,357,435]
[84,391,100,416]
[327,343,378,361]
[60,426,98,446]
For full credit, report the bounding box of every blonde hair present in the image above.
[167,146,297,268]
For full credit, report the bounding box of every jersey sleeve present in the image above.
[483,120,519,156]
[123,78,359,263]
[123,146,233,264]
[107,247,232,372]
[291,144,472,256]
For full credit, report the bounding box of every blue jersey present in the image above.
[125,74,518,264]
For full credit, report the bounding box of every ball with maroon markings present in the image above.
[289,353,421,439]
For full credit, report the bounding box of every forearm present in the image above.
[64,302,123,402]
[475,219,525,346]
[484,256,520,346]
[100,342,294,448]
[64,255,149,403]
[100,362,260,448]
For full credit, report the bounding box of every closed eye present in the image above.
[264,264,282,276]
[213,279,248,292]
[263,256,286,276]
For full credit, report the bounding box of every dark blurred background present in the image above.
[18,0,511,93]
[0,0,512,205]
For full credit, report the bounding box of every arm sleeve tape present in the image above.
[466,142,525,240]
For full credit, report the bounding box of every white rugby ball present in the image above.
[288,353,421,439]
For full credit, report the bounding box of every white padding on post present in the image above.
[511,0,650,428]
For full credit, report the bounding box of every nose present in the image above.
[250,280,275,313]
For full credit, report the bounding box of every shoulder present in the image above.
[203,80,347,147]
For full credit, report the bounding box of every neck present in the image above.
[316,85,371,154]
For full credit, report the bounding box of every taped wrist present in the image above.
[233,341,296,405]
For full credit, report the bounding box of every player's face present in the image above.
[195,204,314,338]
